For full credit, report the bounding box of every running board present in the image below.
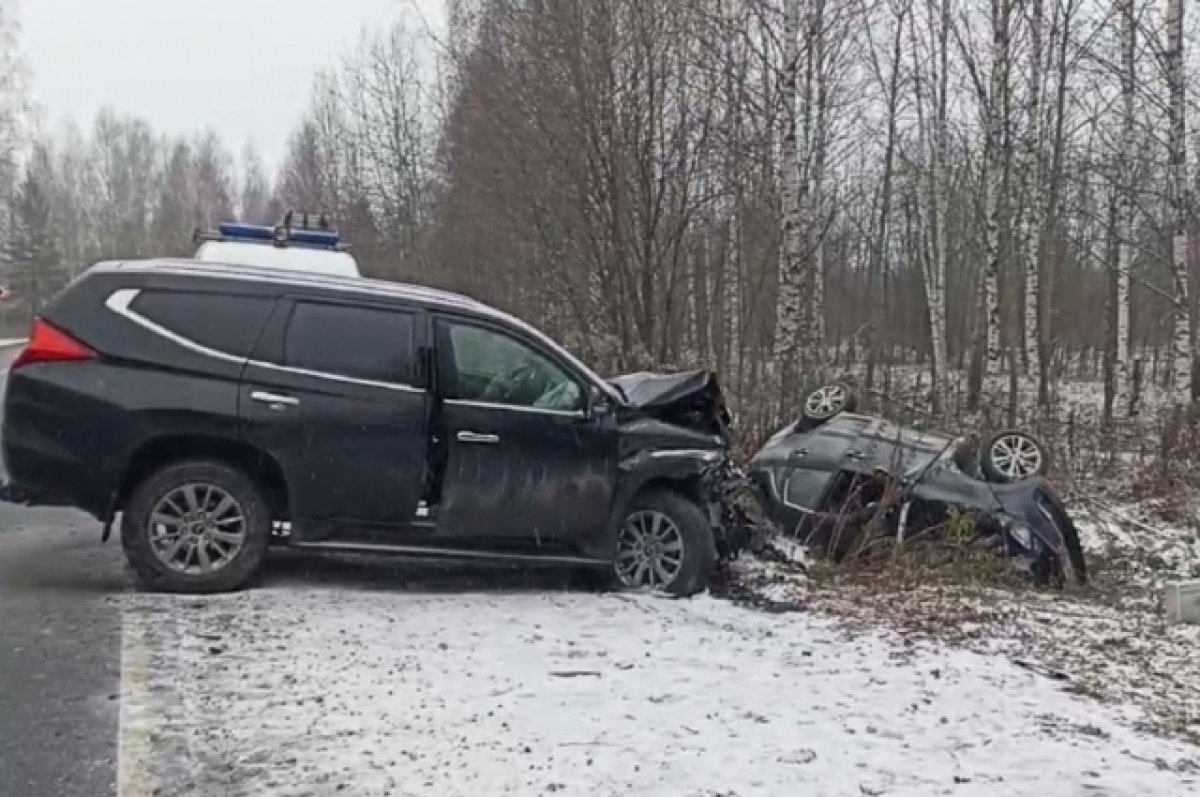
[288,540,608,568]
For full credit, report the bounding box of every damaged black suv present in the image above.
[1,260,741,595]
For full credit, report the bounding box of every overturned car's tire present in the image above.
[800,382,857,428]
[121,459,271,594]
[981,430,1048,483]
[606,490,717,597]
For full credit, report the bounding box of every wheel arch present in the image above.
[113,434,290,520]
[590,452,718,561]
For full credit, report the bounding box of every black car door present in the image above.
[432,316,615,547]
[239,297,430,527]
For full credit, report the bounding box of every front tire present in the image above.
[121,460,271,593]
[609,490,717,597]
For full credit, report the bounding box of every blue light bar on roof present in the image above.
[218,222,275,241]
[213,221,342,251]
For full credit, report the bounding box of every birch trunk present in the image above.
[1021,0,1044,389]
[723,203,741,377]
[929,0,950,409]
[1112,0,1134,416]
[809,0,827,359]
[867,6,906,392]
[982,0,1010,379]
[775,0,805,398]
[1165,0,1192,404]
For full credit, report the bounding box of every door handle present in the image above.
[457,431,499,444]
[251,390,300,409]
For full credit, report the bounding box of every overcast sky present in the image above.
[20,0,443,171]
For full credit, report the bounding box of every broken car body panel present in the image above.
[607,373,743,559]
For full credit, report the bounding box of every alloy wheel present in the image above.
[989,434,1043,481]
[147,483,247,575]
[805,384,847,419]
[615,510,685,589]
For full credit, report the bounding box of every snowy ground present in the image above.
[728,498,1200,750]
[116,556,1200,797]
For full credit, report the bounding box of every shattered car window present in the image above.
[447,323,583,411]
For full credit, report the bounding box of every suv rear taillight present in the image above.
[11,319,98,370]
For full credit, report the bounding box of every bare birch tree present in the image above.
[1112,0,1135,416]
[981,0,1014,380]
[1019,0,1045,393]
[775,0,807,400]
[1164,0,1191,403]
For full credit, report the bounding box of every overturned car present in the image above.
[747,383,1088,586]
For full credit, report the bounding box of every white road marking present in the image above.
[116,605,158,797]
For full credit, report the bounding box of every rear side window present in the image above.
[131,290,274,357]
[284,301,417,385]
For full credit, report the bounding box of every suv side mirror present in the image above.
[586,385,612,419]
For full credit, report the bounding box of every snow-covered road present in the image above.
[117,562,1198,797]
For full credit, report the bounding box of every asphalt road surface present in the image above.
[0,343,123,797]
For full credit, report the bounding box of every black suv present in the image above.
[1,260,741,595]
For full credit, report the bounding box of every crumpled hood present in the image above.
[609,370,731,439]
[609,370,722,409]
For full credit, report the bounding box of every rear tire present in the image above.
[121,459,271,593]
[607,490,717,597]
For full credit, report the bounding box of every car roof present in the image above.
[87,258,623,401]
[93,257,489,313]
[194,240,360,278]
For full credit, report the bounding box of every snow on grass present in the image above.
[119,559,1198,797]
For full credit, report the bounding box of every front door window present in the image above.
[444,323,584,412]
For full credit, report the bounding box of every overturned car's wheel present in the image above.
[981,431,1047,483]
[609,490,717,597]
[800,382,857,428]
[121,460,271,593]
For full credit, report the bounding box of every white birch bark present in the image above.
[982,0,1009,378]
[724,201,741,374]
[1165,0,1192,403]
[1112,0,1134,416]
[775,0,805,392]
[809,0,827,356]
[1020,0,1044,386]
[927,0,951,407]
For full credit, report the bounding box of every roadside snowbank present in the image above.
[119,564,1198,797]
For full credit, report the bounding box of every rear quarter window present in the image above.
[284,301,417,385]
[130,290,275,357]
